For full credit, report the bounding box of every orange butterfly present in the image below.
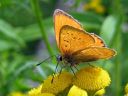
[53,9,116,66]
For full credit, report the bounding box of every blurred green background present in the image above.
[0,0,128,96]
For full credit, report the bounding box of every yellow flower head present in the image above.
[73,66,111,91]
[41,72,73,95]
[95,5,105,13]
[90,0,101,8]
[67,85,87,96]
[28,85,42,96]
[95,89,105,96]
[125,83,128,94]
[8,92,25,96]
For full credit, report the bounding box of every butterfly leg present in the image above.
[73,64,79,71]
[57,63,67,79]
[55,61,59,73]
[51,61,60,83]
[52,61,66,83]
[70,65,77,78]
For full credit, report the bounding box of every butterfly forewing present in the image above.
[59,25,95,55]
[90,33,106,47]
[73,47,116,62]
[54,9,106,48]
[54,9,83,47]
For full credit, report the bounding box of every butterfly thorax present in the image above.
[57,54,77,66]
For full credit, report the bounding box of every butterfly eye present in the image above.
[57,55,62,61]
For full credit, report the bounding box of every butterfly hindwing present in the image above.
[73,47,116,62]
[59,25,95,55]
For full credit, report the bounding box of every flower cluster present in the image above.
[28,66,111,96]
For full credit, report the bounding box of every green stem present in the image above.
[112,28,122,96]
[112,0,123,95]
[30,0,54,56]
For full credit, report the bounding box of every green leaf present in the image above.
[0,40,18,51]
[70,12,104,24]
[82,22,101,31]
[18,18,53,41]
[18,24,41,41]
[100,15,119,46]
[13,61,35,77]
[69,12,104,32]
[0,19,25,47]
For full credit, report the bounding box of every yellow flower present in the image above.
[96,6,105,13]
[73,66,111,91]
[67,85,88,96]
[28,85,42,96]
[84,0,105,13]
[125,83,128,95]
[94,89,105,96]
[28,85,55,96]
[8,92,25,96]
[41,72,73,95]
[89,0,101,8]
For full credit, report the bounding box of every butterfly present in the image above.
[53,9,116,67]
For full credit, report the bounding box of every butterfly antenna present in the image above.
[36,55,55,66]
